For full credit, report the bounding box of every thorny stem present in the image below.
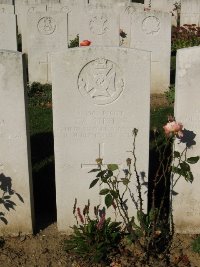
[132,132,143,213]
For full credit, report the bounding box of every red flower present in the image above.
[80,40,91,46]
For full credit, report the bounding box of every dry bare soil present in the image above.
[0,223,200,267]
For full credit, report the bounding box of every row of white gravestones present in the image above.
[51,47,150,232]
[0,50,34,235]
[16,1,139,51]
[0,46,200,235]
[173,46,200,234]
[180,0,200,27]
[23,3,171,93]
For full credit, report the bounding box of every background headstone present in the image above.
[180,0,200,26]
[51,47,150,232]
[130,10,171,93]
[78,5,120,47]
[120,2,144,47]
[0,0,12,4]
[16,4,47,52]
[0,4,14,13]
[0,50,34,235]
[144,0,179,25]
[173,46,200,233]
[27,12,68,83]
[0,14,17,51]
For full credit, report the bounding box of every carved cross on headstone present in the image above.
[81,143,122,204]
[39,53,50,82]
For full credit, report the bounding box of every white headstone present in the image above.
[180,0,200,26]
[130,11,171,93]
[27,12,68,83]
[89,0,129,4]
[0,4,14,13]
[0,0,12,4]
[173,46,200,233]
[17,1,76,52]
[78,5,120,47]
[51,47,150,232]
[144,0,179,26]
[0,50,34,235]
[0,14,17,50]
[120,2,144,47]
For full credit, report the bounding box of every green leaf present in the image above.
[96,170,107,178]
[174,151,180,158]
[187,156,200,164]
[121,178,130,185]
[0,217,8,225]
[107,164,118,171]
[110,190,119,199]
[89,178,99,189]
[186,171,194,183]
[104,170,113,179]
[105,194,113,208]
[15,192,24,203]
[88,168,100,173]
[180,162,190,172]
[137,210,145,224]
[172,166,183,175]
[99,188,110,195]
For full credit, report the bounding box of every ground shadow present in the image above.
[148,130,171,252]
[30,132,56,233]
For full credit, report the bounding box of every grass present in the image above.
[28,106,53,135]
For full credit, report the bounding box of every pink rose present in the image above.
[163,121,183,138]
[80,40,91,46]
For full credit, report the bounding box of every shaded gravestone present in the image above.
[173,46,200,233]
[51,47,150,231]
[0,51,34,235]
[27,12,68,83]
[130,10,171,93]
[180,0,200,26]
[0,14,17,50]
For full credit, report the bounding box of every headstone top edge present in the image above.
[177,46,200,54]
[0,50,22,55]
[51,46,152,55]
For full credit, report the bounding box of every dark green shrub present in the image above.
[27,82,52,107]
[68,34,79,48]
[171,24,200,52]
[192,236,200,254]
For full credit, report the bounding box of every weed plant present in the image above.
[68,35,79,48]
[65,120,199,266]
